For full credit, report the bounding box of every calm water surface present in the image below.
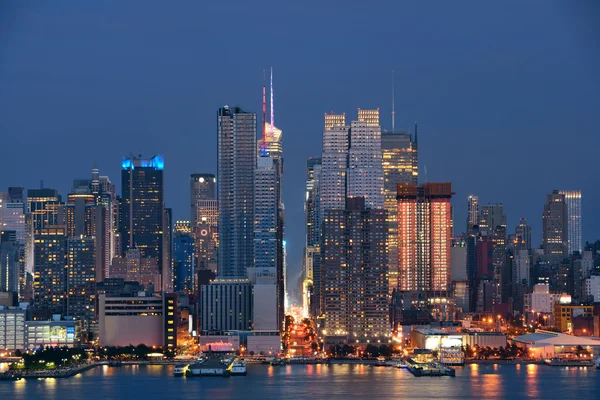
[1,363,598,399]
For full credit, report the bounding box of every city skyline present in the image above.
[1,1,599,287]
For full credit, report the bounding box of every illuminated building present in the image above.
[200,278,253,331]
[516,217,532,251]
[66,237,96,330]
[558,190,582,255]
[0,187,25,243]
[382,130,418,291]
[0,231,19,294]
[98,292,176,348]
[479,203,506,234]
[33,226,67,320]
[190,173,216,228]
[251,154,279,329]
[173,232,195,294]
[119,154,166,289]
[543,190,568,267]
[304,157,321,317]
[397,182,453,293]
[217,106,256,278]
[27,188,63,231]
[466,195,478,234]
[553,303,594,333]
[0,306,26,351]
[109,248,160,290]
[322,197,389,344]
[320,112,348,213]
[195,201,218,274]
[174,220,191,235]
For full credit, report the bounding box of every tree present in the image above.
[379,345,392,358]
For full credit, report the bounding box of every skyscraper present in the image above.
[190,173,216,228]
[467,195,479,234]
[33,226,67,319]
[0,231,19,294]
[558,190,582,255]
[217,106,256,278]
[382,130,418,291]
[322,197,389,343]
[27,188,63,231]
[119,154,165,288]
[542,190,568,267]
[66,237,96,329]
[479,204,507,234]
[304,157,321,316]
[397,182,453,293]
[172,231,195,294]
[1,187,25,243]
[515,217,532,251]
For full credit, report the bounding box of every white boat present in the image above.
[173,363,188,377]
[230,359,247,376]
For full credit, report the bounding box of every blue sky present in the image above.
[1,1,599,286]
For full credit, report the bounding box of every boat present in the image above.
[186,359,231,377]
[395,361,408,369]
[230,359,247,376]
[270,358,285,366]
[173,363,188,377]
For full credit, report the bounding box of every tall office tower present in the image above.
[66,237,96,328]
[1,187,25,243]
[66,192,96,238]
[542,190,568,267]
[513,249,531,287]
[264,72,285,327]
[99,175,119,265]
[320,112,348,213]
[467,195,479,234]
[347,109,384,209]
[0,231,19,293]
[558,190,582,255]
[217,106,256,278]
[382,130,418,291]
[120,154,165,287]
[397,183,453,293]
[479,204,507,234]
[190,174,216,228]
[515,217,532,251]
[33,226,67,319]
[322,197,389,343]
[195,199,219,275]
[172,231,195,294]
[304,157,321,316]
[109,248,160,289]
[27,188,63,231]
[251,154,279,330]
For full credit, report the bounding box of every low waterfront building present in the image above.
[25,318,79,350]
[98,292,175,348]
[553,304,595,333]
[511,330,600,358]
[410,328,507,351]
[0,306,26,351]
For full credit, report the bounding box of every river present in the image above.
[1,363,598,399]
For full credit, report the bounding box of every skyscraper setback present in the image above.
[217,106,256,278]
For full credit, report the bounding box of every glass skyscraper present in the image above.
[558,190,582,255]
[217,106,256,278]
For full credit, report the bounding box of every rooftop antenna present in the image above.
[392,69,395,133]
[261,69,267,156]
[270,67,274,136]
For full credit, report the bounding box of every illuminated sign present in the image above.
[66,326,75,340]
[201,341,235,352]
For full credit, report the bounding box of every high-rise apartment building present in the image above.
[382,130,418,291]
[172,232,195,294]
[322,197,389,343]
[542,190,568,267]
[467,195,479,234]
[479,204,506,234]
[558,190,582,255]
[304,157,321,317]
[66,237,96,328]
[120,154,165,288]
[516,217,532,251]
[397,183,453,293]
[33,226,67,319]
[190,174,216,228]
[0,231,19,294]
[195,199,218,274]
[27,188,63,231]
[217,106,256,278]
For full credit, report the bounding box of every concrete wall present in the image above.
[100,315,163,347]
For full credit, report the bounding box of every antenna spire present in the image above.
[270,67,274,136]
[261,69,267,155]
[392,69,395,132]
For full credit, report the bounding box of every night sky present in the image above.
[1,1,599,288]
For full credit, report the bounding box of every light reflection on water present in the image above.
[0,364,597,400]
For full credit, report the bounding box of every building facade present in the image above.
[217,106,256,278]
[558,190,582,255]
[543,190,568,267]
[322,197,389,343]
[190,173,216,228]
